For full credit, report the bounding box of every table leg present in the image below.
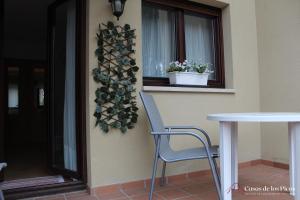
[288,122,295,196]
[220,122,233,200]
[231,122,238,189]
[289,122,300,200]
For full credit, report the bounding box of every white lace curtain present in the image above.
[64,0,77,171]
[184,14,216,79]
[142,6,216,79]
[142,6,176,78]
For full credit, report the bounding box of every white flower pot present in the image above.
[168,72,209,86]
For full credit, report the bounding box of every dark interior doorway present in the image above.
[5,59,49,181]
[0,0,87,198]
[2,0,54,182]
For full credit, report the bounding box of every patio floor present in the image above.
[23,164,292,200]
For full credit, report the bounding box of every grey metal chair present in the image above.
[140,92,221,200]
[0,163,7,200]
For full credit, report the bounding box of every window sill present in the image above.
[142,86,235,94]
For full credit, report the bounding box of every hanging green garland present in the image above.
[92,21,139,133]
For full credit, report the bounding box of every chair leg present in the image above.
[160,161,166,186]
[213,157,220,185]
[149,142,160,200]
[206,150,221,200]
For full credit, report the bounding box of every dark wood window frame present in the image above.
[142,0,225,88]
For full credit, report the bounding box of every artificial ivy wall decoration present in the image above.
[92,21,139,133]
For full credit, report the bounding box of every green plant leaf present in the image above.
[107,21,114,29]
[132,66,139,72]
[131,77,137,83]
[130,59,136,66]
[93,111,101,118]
[124,24,130,31]
[95,105,102,113]
[112,121,121,129]
[107,107,113,113]
[132,106,138,112]
[121,126,127,133]
[100,121,109,133]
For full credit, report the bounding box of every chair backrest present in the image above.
[140,92,165,132]
[140,92,171,154]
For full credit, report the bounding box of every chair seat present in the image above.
[160,145,219,162]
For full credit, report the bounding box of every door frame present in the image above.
[0,0,6,182]
[47,0,82,180]
[1,0,87,198]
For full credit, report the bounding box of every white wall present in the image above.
[256,0,300,164]
[86,0,262,188]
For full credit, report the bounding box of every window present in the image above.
[38,88,45,107]
[7,67,19,110]
[8,83,19,108]
[33,67,45,108]
[142,0,224,87]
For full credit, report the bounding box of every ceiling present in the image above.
[4,0,55,59]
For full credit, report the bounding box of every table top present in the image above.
[207,112,300,122]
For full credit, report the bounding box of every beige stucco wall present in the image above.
[86,0,261,188]
[256,0,300,164]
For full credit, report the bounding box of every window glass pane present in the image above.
[38,88,45,106]
[7,67,19,109]
[8,84,18,108]
[184,14,216,80]
[142,5,176,78]
[33,67,45,107]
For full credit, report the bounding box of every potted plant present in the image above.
[167,60,213,86]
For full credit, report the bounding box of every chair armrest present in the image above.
[151,131,210,150]
[165,126,213,146]
[0,163,7,172]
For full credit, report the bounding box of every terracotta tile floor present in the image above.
[23,164,293,200]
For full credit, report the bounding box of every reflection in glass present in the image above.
[7,67,19,110]
[33,67,46,108]
[38,88,45,107]
[8,84,18,108]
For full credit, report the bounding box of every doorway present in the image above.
[5,60,49,181]
[0,0,86,198]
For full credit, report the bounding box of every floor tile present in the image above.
[95,190,128,200]
[155,188,190,200]
[35,194,65,200]
[129,193,163,200]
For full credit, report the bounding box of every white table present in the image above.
[207,112,300,200]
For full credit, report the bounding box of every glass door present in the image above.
[48,0,78,178]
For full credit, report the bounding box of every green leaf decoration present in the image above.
[96,105,102,113]
[112,121,122,129]
[99,121,109,133]
[93,22,139,133]
[124,24,130,31]
[132,66,139,72]
[121,126,127,133]
[130,59,136,65]
[131,116,138,123]
[107,21,114,30]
